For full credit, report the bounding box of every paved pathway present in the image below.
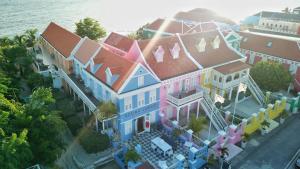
[232,113,300,169]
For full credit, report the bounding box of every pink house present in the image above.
[138,35,202,126]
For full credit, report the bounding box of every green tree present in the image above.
[75,18,106,40]
[127,23,149,40]
[25,88,67,165]
[13,35,26,47]
[26,73,52,90]
[0,37,14,46]
[0,129,33,169]
[250,61,293,92]
[189,114,208,134]
[24,29,38,48]
[98,101,117,120]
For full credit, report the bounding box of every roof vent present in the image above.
[243,37,248,42]
[212,35,220,49]
[266,41,272,48]
[170,43,180,59]
[297,41,300,50]
[196,38,206,52]
[153,45,164,63]
[105,67,112,86]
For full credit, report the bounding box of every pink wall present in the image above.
[295,67,300,92]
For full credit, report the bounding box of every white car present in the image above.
[296,158,300,168]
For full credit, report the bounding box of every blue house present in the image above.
[71,33,161,141]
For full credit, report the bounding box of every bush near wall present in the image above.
[66,115,83,136]
[78,128,110,154]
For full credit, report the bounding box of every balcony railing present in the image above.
[167,86,204,106]
[212,76,248,89]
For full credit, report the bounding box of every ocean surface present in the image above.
[1,0,298,37]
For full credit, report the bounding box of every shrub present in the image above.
[78,128,110,154]
[124,149,140,163]
[66,115,83,136]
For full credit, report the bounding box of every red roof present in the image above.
[138,36,198,80]
[104,32,134,52]
[180,31,241,68]
[145,19,192,34]
[239,32,300,62]
[86,47,137,92]
[74,38,100,64]
[174,8,235,25]
[41,22,80,58]
[214,61,251,75]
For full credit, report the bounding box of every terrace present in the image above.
[167,86,204,106]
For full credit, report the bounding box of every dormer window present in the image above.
[243,37,248,42]
[212,35,220,49]
[170,43,180,59]
[267,41,272,48]
[196,38,206,52]
[153,45,164,63]
[105,67,112,86]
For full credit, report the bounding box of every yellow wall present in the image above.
[244,97,286,135]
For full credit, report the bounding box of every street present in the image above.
[232,113,300,169]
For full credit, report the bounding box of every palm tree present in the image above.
[98,101,117,120]
[0,37,14,46]
[219,146,229,159]
[13,35,26,47]
[25,29,38,48]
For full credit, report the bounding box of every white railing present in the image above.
[247,75,265,105]
[201,93,227,131]
[59,69,97,111]
[212,76,248,89]
[167,87,204,106]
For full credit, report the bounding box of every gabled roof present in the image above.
[145,19,191,34]
[214,61,251,75]
[174,8,235,25]
[138,36,198,80]
[180,31,242,68]
[41,22,81,58]
[86,47,137,92]
[239,32,300,62]
[74,38,100,64]
[104,32,134,52]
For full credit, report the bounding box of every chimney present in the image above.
[105,67,112,85]
[170,43,180,59]
[212,35,220,49]
[196,38,206,52]
[153,45,164,62]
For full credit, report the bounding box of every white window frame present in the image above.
[138,76,144,87]
[138,93,145,107]
[149,90,156,104]
[124,96,132,112]
[124,120,132,135]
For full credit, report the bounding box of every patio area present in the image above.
[127,129,206,168]
[225,96,262,119]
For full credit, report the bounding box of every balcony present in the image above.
[167,86,204,106]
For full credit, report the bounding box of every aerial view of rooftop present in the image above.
[1,0,300,169]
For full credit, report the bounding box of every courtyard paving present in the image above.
[225,97,262,119]
[231,113,300,169]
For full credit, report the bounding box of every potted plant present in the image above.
[217,146,229,168]
[280,110,289,124]
[124,149,140,164]
[172,128,182,139]
[241,133,250,149]
[260,120,270,135]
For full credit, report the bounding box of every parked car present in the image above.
[296,157,300,168]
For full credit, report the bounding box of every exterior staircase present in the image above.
[247,75,265,106]
[200,93,227,131]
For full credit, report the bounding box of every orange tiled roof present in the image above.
[214,61,251,75]
[145,19,192,34]
[86,47,137,92]
[239,32,300,62]
[180,31,241,68]
[138,36,198,80]
[74,38,100,64]
[41,22,80,58]
[104,32,134,52]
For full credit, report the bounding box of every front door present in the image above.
[137,116,144,133]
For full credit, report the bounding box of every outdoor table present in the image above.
[151,137,173,156]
